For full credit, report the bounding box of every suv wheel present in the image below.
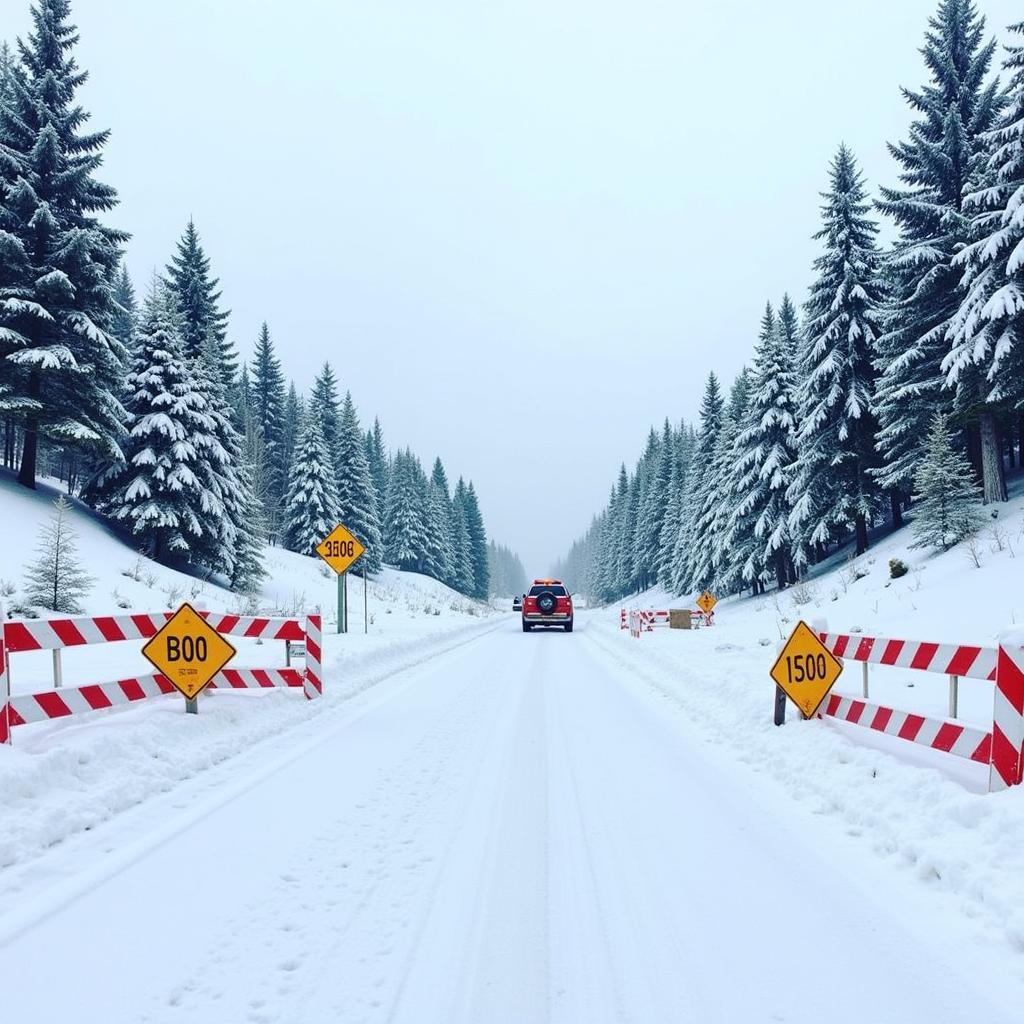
[536,591,557,615]
[564,620,573,633]
[522,622,532,632]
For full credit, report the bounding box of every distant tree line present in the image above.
[557,1,1024,603]
[487,541,527,598]
[0,0,507,600]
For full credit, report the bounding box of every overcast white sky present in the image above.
[5,0,1019,571]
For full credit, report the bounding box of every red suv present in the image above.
[522,579,574,632]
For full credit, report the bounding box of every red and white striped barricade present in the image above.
[0,608,9,747]
[621,608,705,631]
[639,610,671,630]
[621,609,671,632]
[0,610,323,743]
[815,630,1024,792]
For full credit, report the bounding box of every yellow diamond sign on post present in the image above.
[696,590,717,615]
[142,603,237,702]
[770,620,844,719]
[317,523,367,636]
[316,523,366,576]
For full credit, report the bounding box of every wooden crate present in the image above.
[669,608,692,630]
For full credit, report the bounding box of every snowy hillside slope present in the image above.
[0,469,484,625]
[613,473,1024,774]
[0,470,499,871]
[623,472,1024,651]
[598,476,1024,953]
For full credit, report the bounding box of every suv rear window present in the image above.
[529,585,567,597]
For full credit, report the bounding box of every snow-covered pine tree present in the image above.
[947,21,1024,499]
[385,450,429,574]
[335,392,383,575]
[0,0,128,490]
[427,457,457,587]
[656,422,693,584]
[366,418,389,508]
[690,406,741,593]
[583,513,602,601]
[910,412,984,549]
[423,480,455,584]
[711,369,759,593]
[636,419,672,589]
[90,282,208,562]
[591,485,620,603]
[732,301,799,590]
[670,373,723,593]
[282,382,303,471]
[310,362,341,466]
[788,145,884,562]
[235,364,253,426]
[729,367,752,424]
[242,410,270,536]
[249,324,288,542]
[111,264,137,352]
[192,332,266,591]
[282,412,339,557]
[630,427,663,592]
[462,481,490,600]
[230,458,268,593]
[874,0,1004,510]
[165,220,236,385]
[450,477,480,595]
[22,494,94,612]
[608,464,632,598]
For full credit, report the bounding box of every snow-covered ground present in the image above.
[606,477,1024,957]
[3,472,1024,1021]
[1,616,1022,1023]
[0,469,497,871]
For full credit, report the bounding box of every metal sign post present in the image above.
[364,570,368,634]
[317,523,365,636]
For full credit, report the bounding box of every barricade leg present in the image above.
[990,645,1024,791]
[1,615,9,746]
[304,614,323,700]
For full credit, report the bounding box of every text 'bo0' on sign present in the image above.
[142,603,237,700]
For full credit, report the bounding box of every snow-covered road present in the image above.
[1,616,1020,1023]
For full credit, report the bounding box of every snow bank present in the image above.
[0,615,499,873]
[0,468,498,873]
[599,487,1024,953]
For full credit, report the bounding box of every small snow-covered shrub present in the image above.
[848,557,869,582]
[965,537,984,569]
[788,579,816,607]
[888,558,909,579]
[987,523,1008,554]
[122,552,146,582]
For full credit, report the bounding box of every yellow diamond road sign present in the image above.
[770,620,844,718]
[696,590,717,614]
[142,602,237,700]
[316,523,366,575]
